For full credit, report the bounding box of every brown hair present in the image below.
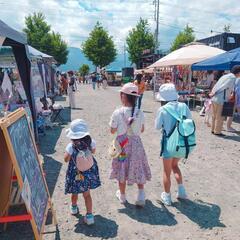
[121,92,137,124]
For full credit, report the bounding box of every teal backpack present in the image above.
[161,102,196,159]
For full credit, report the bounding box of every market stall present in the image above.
[192,47,240,71]
[0,43,59,135]
[148,43,225,68]
[0,20,39,135]
[0,21,57,237]
[147,43,225,104]
[28,45,57,97]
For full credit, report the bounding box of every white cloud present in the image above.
[0,0,239,52]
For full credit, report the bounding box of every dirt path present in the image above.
[2,85,240,240]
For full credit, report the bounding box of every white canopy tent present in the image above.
[28,45,56,62]
[134,68,154,74]
[147,43,225,68]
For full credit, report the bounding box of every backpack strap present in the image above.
[163,102,187,121]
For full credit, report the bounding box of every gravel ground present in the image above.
[1,84,240,240]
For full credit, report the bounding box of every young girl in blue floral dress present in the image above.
[64,119,101,225]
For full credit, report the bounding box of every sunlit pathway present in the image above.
[2,85,240,240]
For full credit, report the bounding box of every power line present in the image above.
[158,21,206,34]
[154,0,160,51]
[159,1,239,18]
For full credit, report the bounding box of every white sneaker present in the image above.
[177,185,188,199]
[116,190,127,204]
[84,214,94,225]
[227,127,237,133]
[161,192,172,206]
[135,190,145,207]
[70,205,79,215]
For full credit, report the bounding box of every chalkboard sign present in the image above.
[5,112,49,235]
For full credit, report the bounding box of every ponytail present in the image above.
[130,104,135,125]
[125,94,137,125]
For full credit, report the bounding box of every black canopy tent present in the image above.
[0,20,37,138]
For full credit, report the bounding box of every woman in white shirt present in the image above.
[109,83,151,207]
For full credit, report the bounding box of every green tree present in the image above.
[126,18,155,68]
[49,32,68,65]
[223,24,231,33]
[170,25,195,51]
[23,12,68,65]
[82,22,117,68]
[79,64,90,76]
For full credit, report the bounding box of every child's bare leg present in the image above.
[83,190,92,214]
[172,158,187,198]
[119,181,126,194]
[136,184,145,206]
[207,114,211,127]
[172,158,182,184]
[162,158,173,193]
[71,194,78,205]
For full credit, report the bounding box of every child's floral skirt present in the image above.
[110,134,151,185]
[65,158,101,194]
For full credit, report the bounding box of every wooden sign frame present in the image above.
[0,109,22,218]
[0,108,56,240]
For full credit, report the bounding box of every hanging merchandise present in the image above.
[1,71,12,95]
[31,63,45,98]
[41,64,47,97]
[0,36,6,46]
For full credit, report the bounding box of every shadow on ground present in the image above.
[43,156,62,196]
[0,206,33,240]
[143,110,154,114]
[39,125,63,196]
[74,215,118,239]
[72,107,84,110]
[54,95,67,102]
[224,134,240,142]
[118,200,177,226]
[51,107,72,125]
[173,199,225,229]
[40,125,64,155]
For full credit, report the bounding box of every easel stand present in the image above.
[0,109,57,240]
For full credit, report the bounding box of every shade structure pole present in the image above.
[153,67,157,100]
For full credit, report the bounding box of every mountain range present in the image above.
[59,47,131,72]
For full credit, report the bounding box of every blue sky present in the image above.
[0,0,239,54]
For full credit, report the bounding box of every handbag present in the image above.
[108,111,132,158]
[108,138,123,158]
[222,90,235,117]
[108,136,129,158]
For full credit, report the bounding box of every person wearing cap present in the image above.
[109,82,151,207]
[155,83,192,206]
[64,119,101,225]
[210,65,240,135]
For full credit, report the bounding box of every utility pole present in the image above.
[124,43,126,67]
[155,0,160,53]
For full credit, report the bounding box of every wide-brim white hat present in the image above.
[156,83,178,101]
[66,119,90,139]
[119,82,140,97]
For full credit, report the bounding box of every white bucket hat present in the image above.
[66,119,90,139]
[119,82,140,96]
[156,83,178,101]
